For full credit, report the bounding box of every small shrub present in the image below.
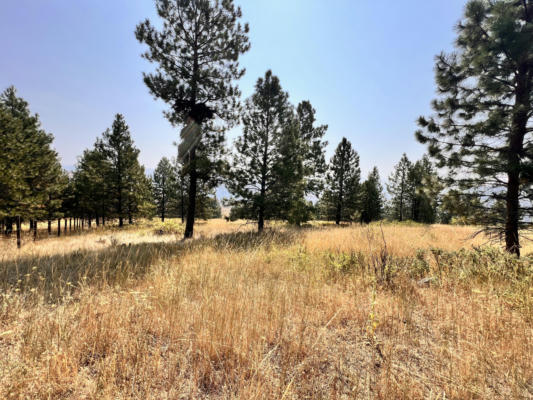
[152,220,185,236]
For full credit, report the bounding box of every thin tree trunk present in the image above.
[6,218,13,236]
[184,32,200,239]
[184,149,197,238]
[336,150,345,225]
[258,204,265,232]
[505,62,530,256]
[57,219,61,237]
[16,216,21,249]
[48,220,51,235]
[335,202,342,225]
[181,188,185,224]
[33,220,37,241]
[258,160,266,232]
[258,116,270,233]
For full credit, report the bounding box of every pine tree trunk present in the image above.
[69,218,72,231]
[181,189,185,224]
[16,216,21,249]
[33,220,37,241]
[89,217,92,228]
[258,206,265,232]
[258,125,269,233]
[399,196,404,222]
[505,62,530,257]
[48,220,51,235]
[258,170,266,232]
[57,219,61,237]
[7,218,13,236]
[161,196,165,222]
[64,219,67,233]
[29,219,33,232]
[184,149,197,238]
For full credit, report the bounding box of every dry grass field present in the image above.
[0,220,532,399]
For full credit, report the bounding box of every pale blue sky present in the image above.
[1,0,466,179]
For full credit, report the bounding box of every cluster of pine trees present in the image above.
[223,70,445,230]
[0,89,221,248]
[0,93,155,247]
[72,114,153,228]
[0,87,64,247]
[2,0,531,256]
[386,154,441,223]
[152,156,221,222]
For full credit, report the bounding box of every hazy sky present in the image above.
[1,0,466,179]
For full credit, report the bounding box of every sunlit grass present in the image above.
[0,219,531,398]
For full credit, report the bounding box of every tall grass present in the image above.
[0,220,531,399]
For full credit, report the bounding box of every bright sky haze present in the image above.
[1,0,466,180]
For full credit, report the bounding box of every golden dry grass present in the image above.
[0,220,532,399]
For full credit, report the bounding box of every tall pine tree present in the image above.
[97,114,141,227]
[136,0,250,238]
[360,167,383,223]
[271,101,328,225]
[407,156,441,223]
[226,70,291,231]
[416,0,533,256]
[0,86,63,247]
[322,138,361,225]
[153,157,174,221]
[387,154,412,222]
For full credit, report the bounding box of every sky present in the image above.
[1,0,466,181]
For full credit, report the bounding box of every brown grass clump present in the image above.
[0,220,531,399]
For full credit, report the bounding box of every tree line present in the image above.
[1,0,532,256]
[0,91,221,248]
[0,77,460,248]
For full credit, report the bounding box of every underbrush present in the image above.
[146,219,185,236]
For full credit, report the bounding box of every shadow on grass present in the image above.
[208,229,298,251]
[0,229,299,301]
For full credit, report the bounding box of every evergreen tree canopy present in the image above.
[97,114,143,227]
[295,101,328,196]
[407,155,441,224]
[153,157,174,221]
[322,138,361,224]
[360,167,383,223]
[136,0,250,238]
[226,70,291,231]
[0,86,63,224]
[271,101,328,225]
[387,153,413,222]
[73,147,110,222]
[416,0,533,256]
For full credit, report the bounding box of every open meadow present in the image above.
[0,220,531,399]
